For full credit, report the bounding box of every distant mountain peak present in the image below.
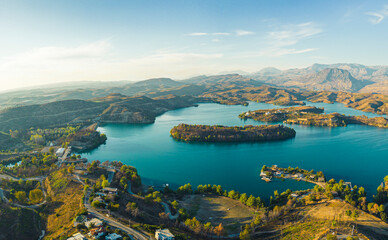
[304,68,372,92]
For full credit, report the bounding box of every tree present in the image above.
[239,228,251,240]
[228,190,239,200]
[15,191,27,204]
[102,179,110,188]
[213,223,225,237]
[381,212,387,222]
[345,210,352,217]
[171,200,179,210]
[326,233,337,240]
[67,165,75,174]
[245,195,256,207]
[91,200,103,208]
[239,193,248,204]
[29,189,44,204]
[351,210,359,221]
[49,147,55,155]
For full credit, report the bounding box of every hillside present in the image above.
[0,94,197,131]
[283,68,373,92]
[0,203,42,240]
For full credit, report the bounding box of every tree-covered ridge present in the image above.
[170,123,296,142]
[240,106,388,128]
[239,106,324,122]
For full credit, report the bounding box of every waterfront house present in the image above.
[318,177,325,182]
[155,229,175,240]
[93,196,106,204]
[102,187,118,195]
[67,233,87,240]
[105,233,122,240]
[88,226,106,239]
[290,193,299,198]
[95,192,108,197]
[85,218,103,228]
[55,148,66,157]
[292,173,303,179]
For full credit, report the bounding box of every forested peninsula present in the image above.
[170,123,296,142]
[240,106,388,128]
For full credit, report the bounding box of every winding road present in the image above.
[84,191,149,240]
[73,174,149,240]
[0,173,47,208]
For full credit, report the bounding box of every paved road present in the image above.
[107,169,115,183]
[161,202,179,220]
[0,173,47,208]
[84,191,149,240]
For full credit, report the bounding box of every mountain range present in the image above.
[0,63,387,112]
[249,63,388,94]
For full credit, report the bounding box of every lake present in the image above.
[83,101,388,200]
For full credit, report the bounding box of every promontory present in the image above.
[170,123,296,142]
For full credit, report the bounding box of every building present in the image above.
[102,187,118,195]
[88,226,106,239]
[67,233,87,240]
[155,229,175,240]
[85,218,103,228]
[290,193,299,198]
[56,148,66,157]
[74,214,87,227]
[292,173,303,179]
[105,233,122,240]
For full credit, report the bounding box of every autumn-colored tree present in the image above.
[67,165,75,174]
[214,223,225,237]
[15,191,27,204]
[29,189,44,204]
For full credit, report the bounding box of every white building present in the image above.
[85,218,103,228]
[105,233,122,240]
[55,148,65,157]
[67,233,87,240]
[155,229,175,240]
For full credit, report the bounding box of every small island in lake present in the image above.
[170,123,296,142]
[240,106,388,128]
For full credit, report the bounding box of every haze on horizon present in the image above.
[1,0,388,91]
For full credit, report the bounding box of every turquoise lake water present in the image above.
[83,102,388,200]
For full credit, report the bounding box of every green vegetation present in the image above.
[0,203,42,240]
[241,106,388,128]
[0,152,57,177]
[170,123,296,142]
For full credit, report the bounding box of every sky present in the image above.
[1,0,388,91]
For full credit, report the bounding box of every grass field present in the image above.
[44,170,85,239]
[180,195,256,234]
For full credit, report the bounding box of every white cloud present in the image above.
[187,32,208,36]
[268,22,322,47]
[236,30,255,36]
[0,41,225,90]
[258,48,318,57]
[3,40,111,66]
[213,32,230,36]
[366,5,388,24]
[258,22,321,57]
[187,32,231,36]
